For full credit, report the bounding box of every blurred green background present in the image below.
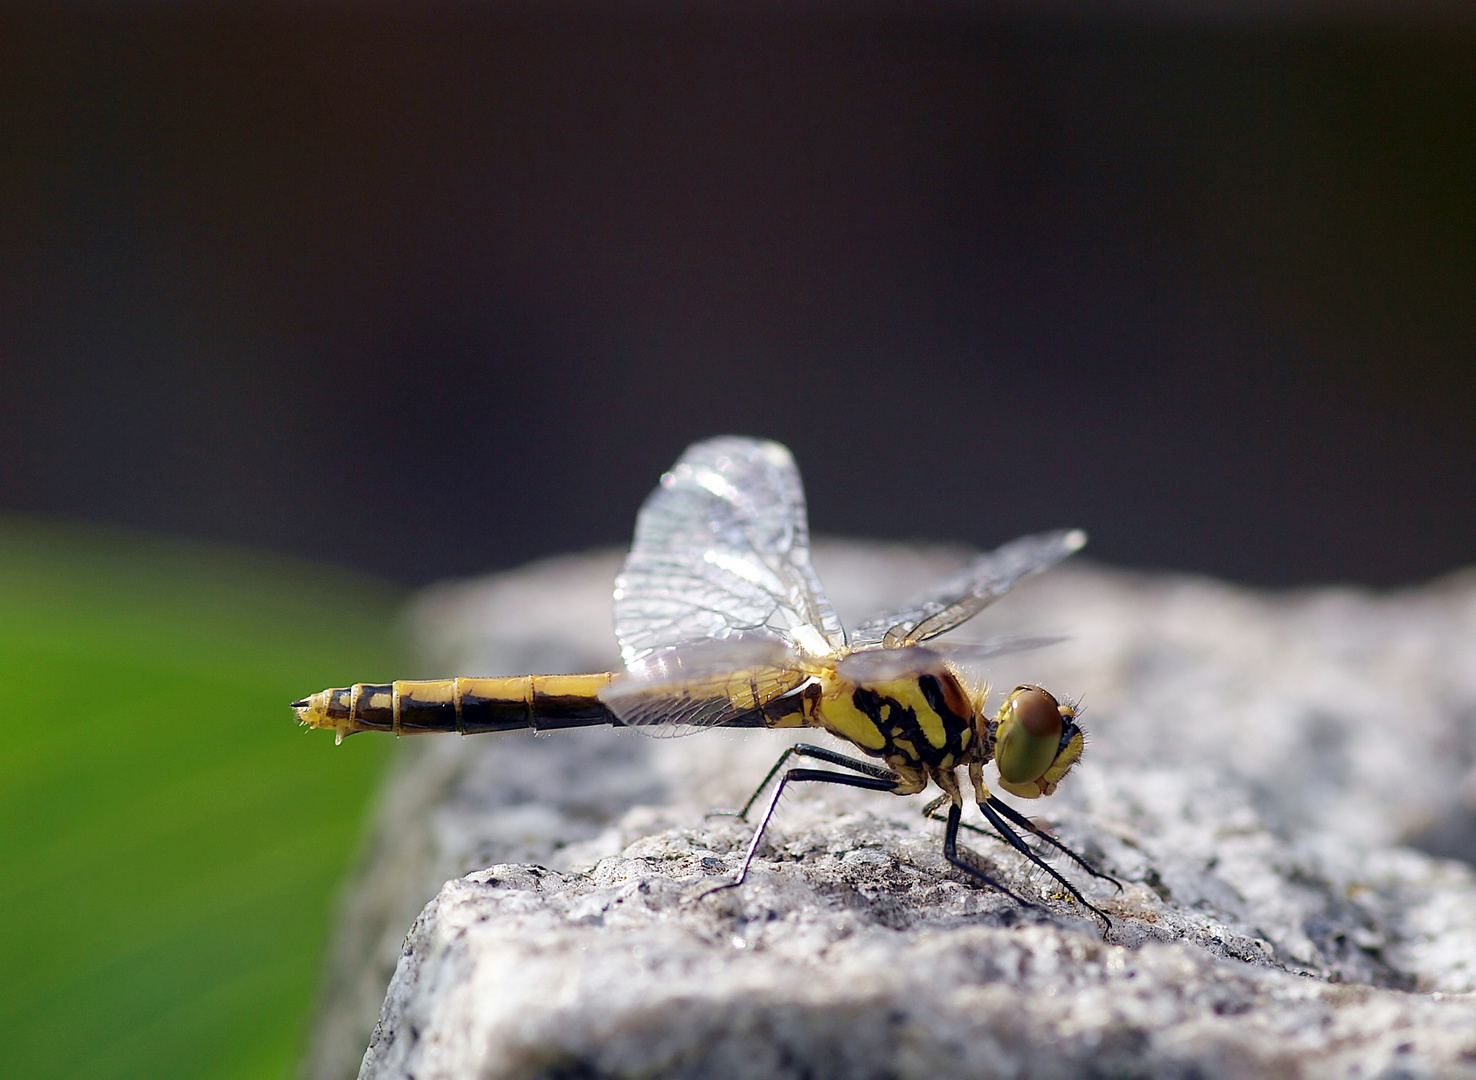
[0,518,402,1080]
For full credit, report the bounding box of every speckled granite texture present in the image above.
[303,544,1476,1080]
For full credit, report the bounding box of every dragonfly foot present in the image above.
[686,876,743,905]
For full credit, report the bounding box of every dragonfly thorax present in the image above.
[812,660,986,783]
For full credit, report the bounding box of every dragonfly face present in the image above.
[990,685,1085,800]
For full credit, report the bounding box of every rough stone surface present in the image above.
[303,544,1476,1080]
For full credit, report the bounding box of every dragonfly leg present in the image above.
[976,799,1113,930]
[709,743,898,821]
[985,795,1123,892]
[923,795,1057,856]
[941,803,1046,915]
[697,766,900,900]
[922,794,1010,842]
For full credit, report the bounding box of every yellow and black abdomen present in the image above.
[293,674,617,744]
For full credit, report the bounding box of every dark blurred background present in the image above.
[3,2,1473,590]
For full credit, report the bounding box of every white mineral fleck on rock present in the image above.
[302,544,1476,1080]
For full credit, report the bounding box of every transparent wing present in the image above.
[926,635,1068,665]
[848,529,1086,649]
[832,636,1063,685]
[598,636,811,737]
[835,645,946,683]
[613,436,845,667]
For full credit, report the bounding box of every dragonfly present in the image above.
[293,436,1119,925]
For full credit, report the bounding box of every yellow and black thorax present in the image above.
[811,666,978,773]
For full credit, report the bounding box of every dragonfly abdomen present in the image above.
[293,674,617,743]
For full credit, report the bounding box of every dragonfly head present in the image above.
[990,685,1085,799]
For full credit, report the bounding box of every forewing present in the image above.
[926,635,1068,665]
[613,436,844,666]
[598,636,810,737]
[848,529,1086,648]
[833,638,1059,683]
[835,645,945,684]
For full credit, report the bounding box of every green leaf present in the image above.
[0,518,402,1080]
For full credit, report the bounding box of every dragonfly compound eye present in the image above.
[994,685,1064,786]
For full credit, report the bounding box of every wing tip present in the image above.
[1063,528,1088,553]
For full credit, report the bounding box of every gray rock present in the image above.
[302,544,1476,1080]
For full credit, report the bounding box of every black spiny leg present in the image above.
[698,764,900,900]
[976,800,1113,930]
[922,793,1003,839]
[923,794,1033,852]
[925,796,1123,894]
[940,803,1044,914]
[985,796,1122,892]
[710,743,900,821]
